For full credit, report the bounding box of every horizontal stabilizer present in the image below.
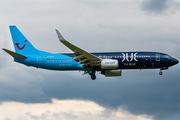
[2,48,27,59]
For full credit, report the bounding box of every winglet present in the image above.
[2,48,27,59]
[55,29,65,41]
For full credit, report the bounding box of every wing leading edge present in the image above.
[55,29,101,67]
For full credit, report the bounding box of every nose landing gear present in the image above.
[159,70,163,75]
[159,67,168,75]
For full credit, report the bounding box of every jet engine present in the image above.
[101,70,122,77]
[101,59,119,69]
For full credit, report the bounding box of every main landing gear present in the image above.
[91,74,96,80]
[89,70,96,80]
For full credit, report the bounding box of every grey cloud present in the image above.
[25,111,77,120]
[39,69,180,120]
[0,66,51,103]
[141,0,168,13]
[4,118,11,120]
[0,80,51,103]
[141,0,180,14]
[2,67,178,120]
[25,112,50,120]
[1,67,176,120]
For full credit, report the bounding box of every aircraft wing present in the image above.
[55,29,101,67]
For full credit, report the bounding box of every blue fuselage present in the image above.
[15,51,179,71]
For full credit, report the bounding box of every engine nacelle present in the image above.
[101,70,122,77]
[101,59,119,69]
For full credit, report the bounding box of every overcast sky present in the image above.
[1,0,180,120]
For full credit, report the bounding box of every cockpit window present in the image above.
[164,55,171,58]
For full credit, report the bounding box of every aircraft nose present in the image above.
[175,59,179,64]
[173,58,179,65]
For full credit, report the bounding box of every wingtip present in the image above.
[2,48,7,51]
[55,29,58,32]
[55,29,65,41]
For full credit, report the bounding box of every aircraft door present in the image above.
[37,56,41,64]
[155,54,160,61]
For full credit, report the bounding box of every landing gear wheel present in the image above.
[91,74,96,80]
[159,71,163,75]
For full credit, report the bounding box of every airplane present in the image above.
[2,26,179,80]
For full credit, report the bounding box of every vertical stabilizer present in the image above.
[9,26,38,55]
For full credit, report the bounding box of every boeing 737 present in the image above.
[3,26,179,80]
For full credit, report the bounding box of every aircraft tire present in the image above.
[159,71,163,75]
[91,75,96,80]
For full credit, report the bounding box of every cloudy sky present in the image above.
[1,0,180,120]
